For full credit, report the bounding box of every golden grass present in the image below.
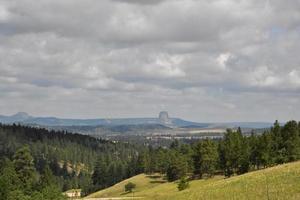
[87,173,166,198]
[87,161,300,200]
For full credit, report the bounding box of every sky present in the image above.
[0,0,300,122]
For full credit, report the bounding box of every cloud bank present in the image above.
[0,0,300,122]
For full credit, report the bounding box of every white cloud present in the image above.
[216,53,231,70]
[289,70,300,86]
[143,54,186,78]
[248,66,280,87]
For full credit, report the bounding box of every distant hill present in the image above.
[87,161,300,200]
[0,112,274,129]
[50,124,172,136]
[0,112,209,128]
[208,122,275,129]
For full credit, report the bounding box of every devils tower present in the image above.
[159,111,171,125]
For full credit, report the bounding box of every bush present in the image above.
[177,177,189,191]
[125,182,136,193]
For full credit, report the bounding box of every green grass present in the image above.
[87,161,300,200]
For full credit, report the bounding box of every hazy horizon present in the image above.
[0,0,299,122]
[0,111,285,124]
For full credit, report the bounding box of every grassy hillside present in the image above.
[87,173,167,198]
[87,161,300,200]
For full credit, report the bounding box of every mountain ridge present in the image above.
[0,112,274,129]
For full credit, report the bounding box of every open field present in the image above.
[86,161,300,200]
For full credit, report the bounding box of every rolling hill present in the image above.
[86,161,300,200]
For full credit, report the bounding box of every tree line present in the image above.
[137,120,300,182]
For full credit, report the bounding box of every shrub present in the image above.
[177,177,189,191]
[125,182,136,193]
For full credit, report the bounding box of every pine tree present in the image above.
[249,132,259,169]
[237,136,250,174]
[193,139,218,178]
[166,151,188,181]
[282,121,300,161]
[257,132,274,168]
[40,164,56,188]
[219,129,243,177]
[92,157,108,188]
[13,146,37,193]
[0,159,21,200]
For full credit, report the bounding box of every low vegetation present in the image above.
[125,182,136,193]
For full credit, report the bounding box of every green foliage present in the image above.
[177,177,189,191]
[193,139,218,178]
[92,157,107,187]
[219,129,246,177]
[166,151,188,182]
[282,121,300,161]
[125,182,136,193]
[0,147,67,200]
[7,190,31,200]
[0,159,21,200]
[13,146,37,193]
[40,165,56,188]
[131,120,300,182]
[32,185,67,200]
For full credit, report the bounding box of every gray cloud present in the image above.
[111,0,167,5]
[0,0,300,122]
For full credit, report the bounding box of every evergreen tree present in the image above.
[13,146,37,193]
[40,164,56,188]
[219,129,243,177]
[92,157,108,188]
[257,132,274,168]
[166,151,188,181]
[0,159,21,200]
[78,171,92,196]
[249,132,260,169]
[193,139,218,178]
[282,121,300,161]
[237,136,250,174]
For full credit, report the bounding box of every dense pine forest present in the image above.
[0,124,144,199]
[1,120,300,199]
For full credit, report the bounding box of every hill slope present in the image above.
[87,161,300,200]
[0,112,208,127]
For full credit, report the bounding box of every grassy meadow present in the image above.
[86,161,300,200]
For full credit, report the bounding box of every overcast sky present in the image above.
[0,0,300,122]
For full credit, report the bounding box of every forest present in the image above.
[1,120,300,199]
[138,120,300,182]
[0,124,144,199]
